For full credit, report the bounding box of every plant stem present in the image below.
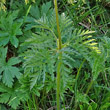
[27,100,31,110]
[56,59,62,110]
[54,0,62,110]
[54,0,62,50]
[69,59,85,107]
[75,59,85,81]
[86,80,94,95]
[22,5,32,26]
[32,94,38,110]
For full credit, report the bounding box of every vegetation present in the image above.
[0,0,110,110]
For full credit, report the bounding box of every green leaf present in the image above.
[0,47,21,87]
[0,11,22,47]
[76,92,89,104]
[0,68,4,75]
[8,67,21,79]
[91,102,97,110]
[88,105,92,110]
[35,91,40,97]
[41,1,51,15]
[30,76,38,90]
[2,68,13,87]
[7,57,21,66]
[0,93,10,103]
[2,66,21,87]
[8,95,20,109]
[16,28,22,35]
[11,23,22,36]
[0,47,8,59]
[79,105,83,110]
[0,31,9,37]
[10,36,19,48]
[30,5,40,19]
[0,83,28,109]
[0,104,7,110]
[0,37,10,46]
[100,103,110,110]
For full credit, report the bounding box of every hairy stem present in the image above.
[54,0,62,50]
[54,0,62,110]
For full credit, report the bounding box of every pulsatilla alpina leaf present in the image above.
[21,11,101,97]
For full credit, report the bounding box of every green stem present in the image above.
[20,5,31,27]
[32,94,38,110]
[86,2,97,27]
[56,58,62,110]
[23,102,27,110]
[75,59,85,81]
[69,59,85,108]
[86,80,94,95]
[54,0,62,110]
[54,0,62,50]
[27,100,31,110]
[23,5,31,24]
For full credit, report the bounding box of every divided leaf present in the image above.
[0,47,21,87]
[0,11,22,48]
